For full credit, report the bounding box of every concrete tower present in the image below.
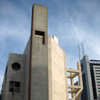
[29,4,48,100]
[24,4,67,100]
[1,4,83,100]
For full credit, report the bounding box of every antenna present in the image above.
[78,44,81,61]
[81,43,85,57]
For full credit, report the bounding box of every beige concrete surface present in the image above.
[1,4,83,100]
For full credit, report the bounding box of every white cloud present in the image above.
[0,1,31,88]
[0,0,100,75]
[0,1,30,46]
[56,0,100,62]
[70,14,100,59]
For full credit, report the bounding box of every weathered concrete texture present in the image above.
[48,36,68,100]
[30,4,67,100]
[30,4,48,100]
[24,39,31,100]
[1,4,83,100]
[1,54,24,100]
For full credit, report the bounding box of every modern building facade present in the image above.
[1,4,83,100]
[81,55,100,100]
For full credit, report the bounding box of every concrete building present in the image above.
[81,55,100,100]
[1,4,83,100]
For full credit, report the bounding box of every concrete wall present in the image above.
[24,39,31,100]
[1,4,68,100]
[48,36,67,100]
[1,54,24,100]
[30,4,48,100]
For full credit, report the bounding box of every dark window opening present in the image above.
[5,66,8,81]
[95,67,100,69]
[96,70,100,71]
[12,63,21,71]
[5,66,8,75]
[90,66,97,99]
[81,63,83,71]
[97,79,100,80]
[96,73,100,74]
[96,76,100,77]
[81,74,88,100]
[35,30,45,44]
[9,81,20,94]
[0,94,1,100]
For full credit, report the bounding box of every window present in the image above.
[81,63,83,71]
[96,70,100,71]
[12,63,21,71]
[96,73,100,74]
[35,30,45,44]
[97,79,100,80]
[9,81,20,94]
[95,67,100,69]
[96,76,100,77]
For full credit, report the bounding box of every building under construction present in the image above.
[1,4,83,100]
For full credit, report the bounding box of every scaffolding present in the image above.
[67,62,83,100]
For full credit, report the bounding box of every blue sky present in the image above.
[0,0,100,90]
